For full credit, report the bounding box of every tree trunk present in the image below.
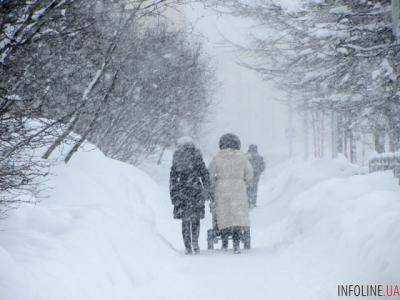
[336,114,344,156]
[331,111,338,158]
[395,129,400,152]
[42,112,80,159]
[389,130,396,152]
[64,71,119,163]
[374,129,386,153]
[42,54,110,160]
[64,126,89,163]
[349,129,357,164]
[361,134,366,166]
[303,110,309,160]
[319,112,325,158]
[344,127,349,159]
[393,0,400,39]
[312,112,318,159]
[388,120,399,152]
[287,100,294,158]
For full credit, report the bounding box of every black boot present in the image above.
[232,227,241,254]
[192,242,200,254]
[221,238,228,251]
[243,227,251,250]
[221,228,230,251]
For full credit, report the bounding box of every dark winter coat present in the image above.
[169,143,211,220]
[246,151,265,180]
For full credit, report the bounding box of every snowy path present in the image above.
[1,148,399,300]
[150,159,400,300]
[151,187,326,300]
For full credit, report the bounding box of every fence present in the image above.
[369,152,400,184]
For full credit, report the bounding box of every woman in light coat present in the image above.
[209,133,254,253]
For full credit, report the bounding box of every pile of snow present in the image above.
[0,144,184,300]
[256,157,400,291]
[142,155,400,299]
[1,145,399,300]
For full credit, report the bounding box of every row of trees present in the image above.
[207,0,400,162]
[0,0,215,214]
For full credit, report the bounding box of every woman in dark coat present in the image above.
[169,138,210,254]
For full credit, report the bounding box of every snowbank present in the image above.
[1,146,399,300]
[0,145,183,300]
[257,157,400,291]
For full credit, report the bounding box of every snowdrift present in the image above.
[257,157,400,289]
[0,145,183,300]
[1,145,399,300]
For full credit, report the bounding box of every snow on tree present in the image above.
[205,0,400,161]
[0,0,215,214]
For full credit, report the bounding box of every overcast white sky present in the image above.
[183,4,290,160]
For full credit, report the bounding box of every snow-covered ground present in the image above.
[1,146,399,300]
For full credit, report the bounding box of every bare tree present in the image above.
[0,0,215,214]
[206,0,400,160]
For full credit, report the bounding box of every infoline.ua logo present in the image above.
[338,284,400,297]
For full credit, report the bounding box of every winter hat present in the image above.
[219,133,241,150]
[248,144,258,152]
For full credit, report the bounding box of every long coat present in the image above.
[209,149,254,230]
[246,151,265,181]
[169,143,210,220]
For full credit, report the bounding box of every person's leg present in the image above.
[253,181,259,207]
[247,186,252,208]
[243,227,251,250]
[249,183,257,208]
[191,217,200,253]
[182,219,192,254]
[221,228,229,250]
[232,227,241,253]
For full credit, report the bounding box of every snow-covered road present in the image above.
[1,146,399,300]
[150,158,400,300]
[152,201,324,300]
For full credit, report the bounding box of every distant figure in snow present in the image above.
[246,144,265,208]
[169,137,211,255]
[209,134,254,254]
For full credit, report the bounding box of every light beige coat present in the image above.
[209,149,254,230]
